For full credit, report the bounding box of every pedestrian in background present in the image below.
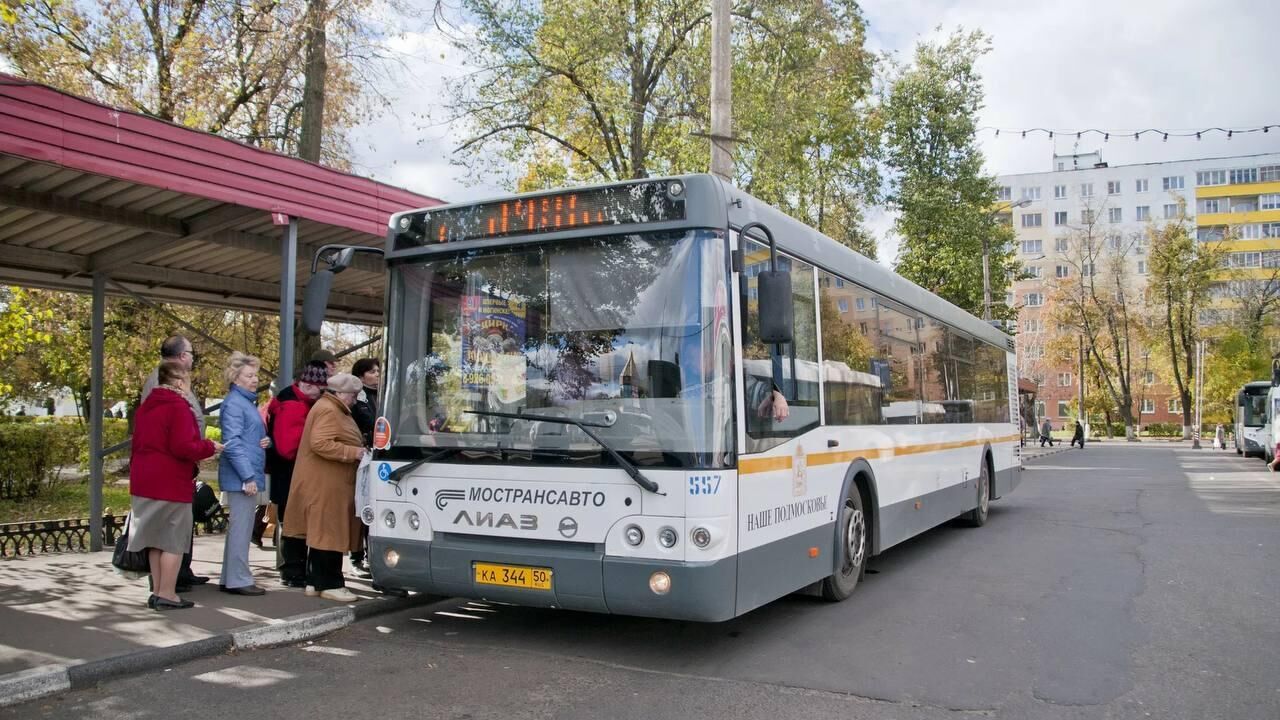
[265,361,329,588]
[1213,424,1226,451]
[217,352,269,596]
[285,373,367,602]
[1071,420,1085,448]
[140,334,208,590]
[129,359,221,610]
[1040,418,1055,448]
[312,348,339,376]
[349,357,380,575]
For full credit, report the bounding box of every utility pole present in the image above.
[1078,334,1086,437]
[709,0,733,181]
[1192,339,1205,449]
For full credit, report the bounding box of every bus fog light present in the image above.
[624,525,644,547]
[384,548,400,568]
[690,527,712,548]
[384,510,397,529]
[649,571,672,595]
[657,527,678,548]
[361,506,375,525]
[407,511,421,531]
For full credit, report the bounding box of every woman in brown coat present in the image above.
[283,373,367,602]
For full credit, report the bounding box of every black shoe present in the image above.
[281,578,307,589]
[146,594,157,609]
[219,585,267,596]
[180,574,211,586]
[153,596,195,610]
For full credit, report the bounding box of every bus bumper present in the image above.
[368,535,738,622]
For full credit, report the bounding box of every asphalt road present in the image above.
[8,444,1279,720]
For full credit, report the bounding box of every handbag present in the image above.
[193,481,221,522]
[111,514,151,579]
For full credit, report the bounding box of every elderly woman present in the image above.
[218,352,269,596]
[284,373,367,602]
[129,359,221,610]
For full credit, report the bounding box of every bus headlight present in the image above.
[690,527,712,548]
[667,180,684,197]
[407,511,421,531]
[384,510,397,529]
[649,571,672,595]
[384,548,400,568]
[657,527,678,548]
[624,525,644,547]
[397,216,411,230]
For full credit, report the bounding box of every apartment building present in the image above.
[996,150,1280,427]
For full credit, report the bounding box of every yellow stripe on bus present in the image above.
[739,433,1021,476]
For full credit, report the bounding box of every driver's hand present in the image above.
[756,390,790,422]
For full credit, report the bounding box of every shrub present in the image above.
[0,422,80,500]
[1142,423,1182,437]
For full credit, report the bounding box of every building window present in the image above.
[838,298,849,313]
[1055,265,1070,278]
[997,186,1012,201]
[1107,181,1121,195]
[855,297,865,311]
[1036,400,1046,417]
[1022,187,1041,201]
[1023,318,1042,333]
[1168,397,1182,413]
[1054,211,1068,225]
[1022,239,1043,254]
[1143,371,1155,384]
[1229,168,1258,185]
[1055,238,1069,252]
[1022,213,1043,228]
[1058,372,1072,387]
[1198,198,1220,214]
[1260,193,1280,210]
[1082,262,1096,277]
[1228,251,1262,268]
[1197,169,1227,186]
[1265,223,1280,238]
[1107,233,1123,250]
[1141,398,1155,414]
[1137,260,1147,274]
[1135,178,1149,193]
[1108,207,1122,223]
[1057,400,1070,417]
[1260,166,1280,182]
[1163,204,1179,219]
[1162,176,1184,191]
[1024,265,1043,278]
[835,278,845,288]
[1082,209,1095,224]
[1080,183,1094,197]
[1025,293,1044,307]
[1054,184,1067,199]
[1262,250,1280,268]
[1136,205,1150,221]
[1237,224,1262,239]
[859,322,868,334]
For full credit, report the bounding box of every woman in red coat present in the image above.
[129,359,222,610]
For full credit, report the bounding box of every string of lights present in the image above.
[978,125,1276,142]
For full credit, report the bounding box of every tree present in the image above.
[1047,200,1144,439]
[433,0,881,253]
[1,0,389,168]
[885,29,1015,319]
[1146,210,1227,439]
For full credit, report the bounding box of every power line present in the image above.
[978,125,1276,142]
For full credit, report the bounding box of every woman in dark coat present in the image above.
[349,358,380,573]
[129,359,221,610]
[1071,420,1085,448]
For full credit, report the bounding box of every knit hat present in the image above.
[311,349,337,363]
[298,363,329,386]
[327,373,361,393]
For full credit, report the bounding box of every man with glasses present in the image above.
[141,335,210,590]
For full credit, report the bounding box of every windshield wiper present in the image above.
[388,447,463,484]
[465,409,664,495]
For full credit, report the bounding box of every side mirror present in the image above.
[757,270,793,344]
[328,247,356,273]
[301,269,335,335]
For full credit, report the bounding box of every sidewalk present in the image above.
[0,534,431,705]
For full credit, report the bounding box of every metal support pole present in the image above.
[709,0,733,181]
[279,218,298,388]
[1078,335,1086,436]
[1192,340,1204,449]
[89,272,106,551]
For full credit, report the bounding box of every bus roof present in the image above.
[1241,381,1272,392]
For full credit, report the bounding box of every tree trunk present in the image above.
[297,0,328,163]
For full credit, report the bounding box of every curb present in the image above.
[0,593,432,709]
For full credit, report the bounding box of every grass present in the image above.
[0,477,133,524]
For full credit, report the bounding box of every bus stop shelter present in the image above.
[0,74,442,549]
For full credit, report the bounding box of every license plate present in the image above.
[474,562,553,591]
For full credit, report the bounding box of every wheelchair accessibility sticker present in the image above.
[378,463,392,482]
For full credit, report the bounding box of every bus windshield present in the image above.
[384,229,733,469]
[1241,388,1268,427]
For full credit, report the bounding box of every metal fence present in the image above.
[0,510,227,559]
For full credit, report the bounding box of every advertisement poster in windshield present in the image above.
[461,294,528,404]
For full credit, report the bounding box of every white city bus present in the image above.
[304,175,1021,621]
[1235,381,1271,457]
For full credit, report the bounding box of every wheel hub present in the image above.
[844,505,865,572]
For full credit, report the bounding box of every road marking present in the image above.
[192,666,297,688]
[301,645,361,657]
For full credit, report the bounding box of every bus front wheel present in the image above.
[821,486,866,601]
[961,459,991,527]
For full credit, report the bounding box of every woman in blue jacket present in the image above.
[218,352,269,596]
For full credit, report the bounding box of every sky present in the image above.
[350,0,1280,264]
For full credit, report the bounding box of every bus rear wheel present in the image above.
[821,486,866,601]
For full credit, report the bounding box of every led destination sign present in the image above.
[394,180,686,249]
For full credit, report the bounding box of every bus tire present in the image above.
[961,457,991,528]
[821,485,867,602]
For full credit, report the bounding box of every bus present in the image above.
[1235,381,1271,457]
[1260,360,1280,465]
[302,175,1021,622]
